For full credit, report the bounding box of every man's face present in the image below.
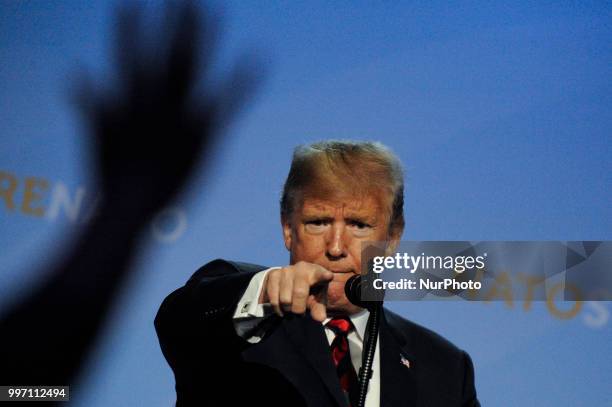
[282,195,398,315]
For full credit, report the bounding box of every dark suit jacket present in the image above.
[155,259,480,407]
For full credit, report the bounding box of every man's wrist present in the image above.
[234,267,279,319]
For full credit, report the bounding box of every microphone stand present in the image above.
[356,302,381,407]
[345,275,383,407]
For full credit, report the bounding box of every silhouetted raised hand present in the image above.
[79,2,255,218]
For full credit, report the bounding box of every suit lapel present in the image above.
[379,311,418,407]
[241,315,347,407]
[282,316,348,407]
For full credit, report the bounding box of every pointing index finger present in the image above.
[310,266,334,285]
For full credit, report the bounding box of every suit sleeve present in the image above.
[154,259,265,394]
[461,350,481,407]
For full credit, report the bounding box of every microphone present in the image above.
[344,275,383,310]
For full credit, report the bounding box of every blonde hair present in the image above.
[280,140,404,236]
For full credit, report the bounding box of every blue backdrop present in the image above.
[1,1,610,406]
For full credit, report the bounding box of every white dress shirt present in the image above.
[233,268,381,407]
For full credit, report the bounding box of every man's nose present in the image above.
[326,223,348,259]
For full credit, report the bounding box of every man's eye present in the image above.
[349,220,371,229]
[304,219,329,233]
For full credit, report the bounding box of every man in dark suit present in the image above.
[155,140,480,406]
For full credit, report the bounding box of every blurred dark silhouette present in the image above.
[0,1,257,398]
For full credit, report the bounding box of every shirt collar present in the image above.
[323,308,370,342]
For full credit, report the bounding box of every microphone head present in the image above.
[345,275,383,310]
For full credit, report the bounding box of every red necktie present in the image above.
[327,317,359,407]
